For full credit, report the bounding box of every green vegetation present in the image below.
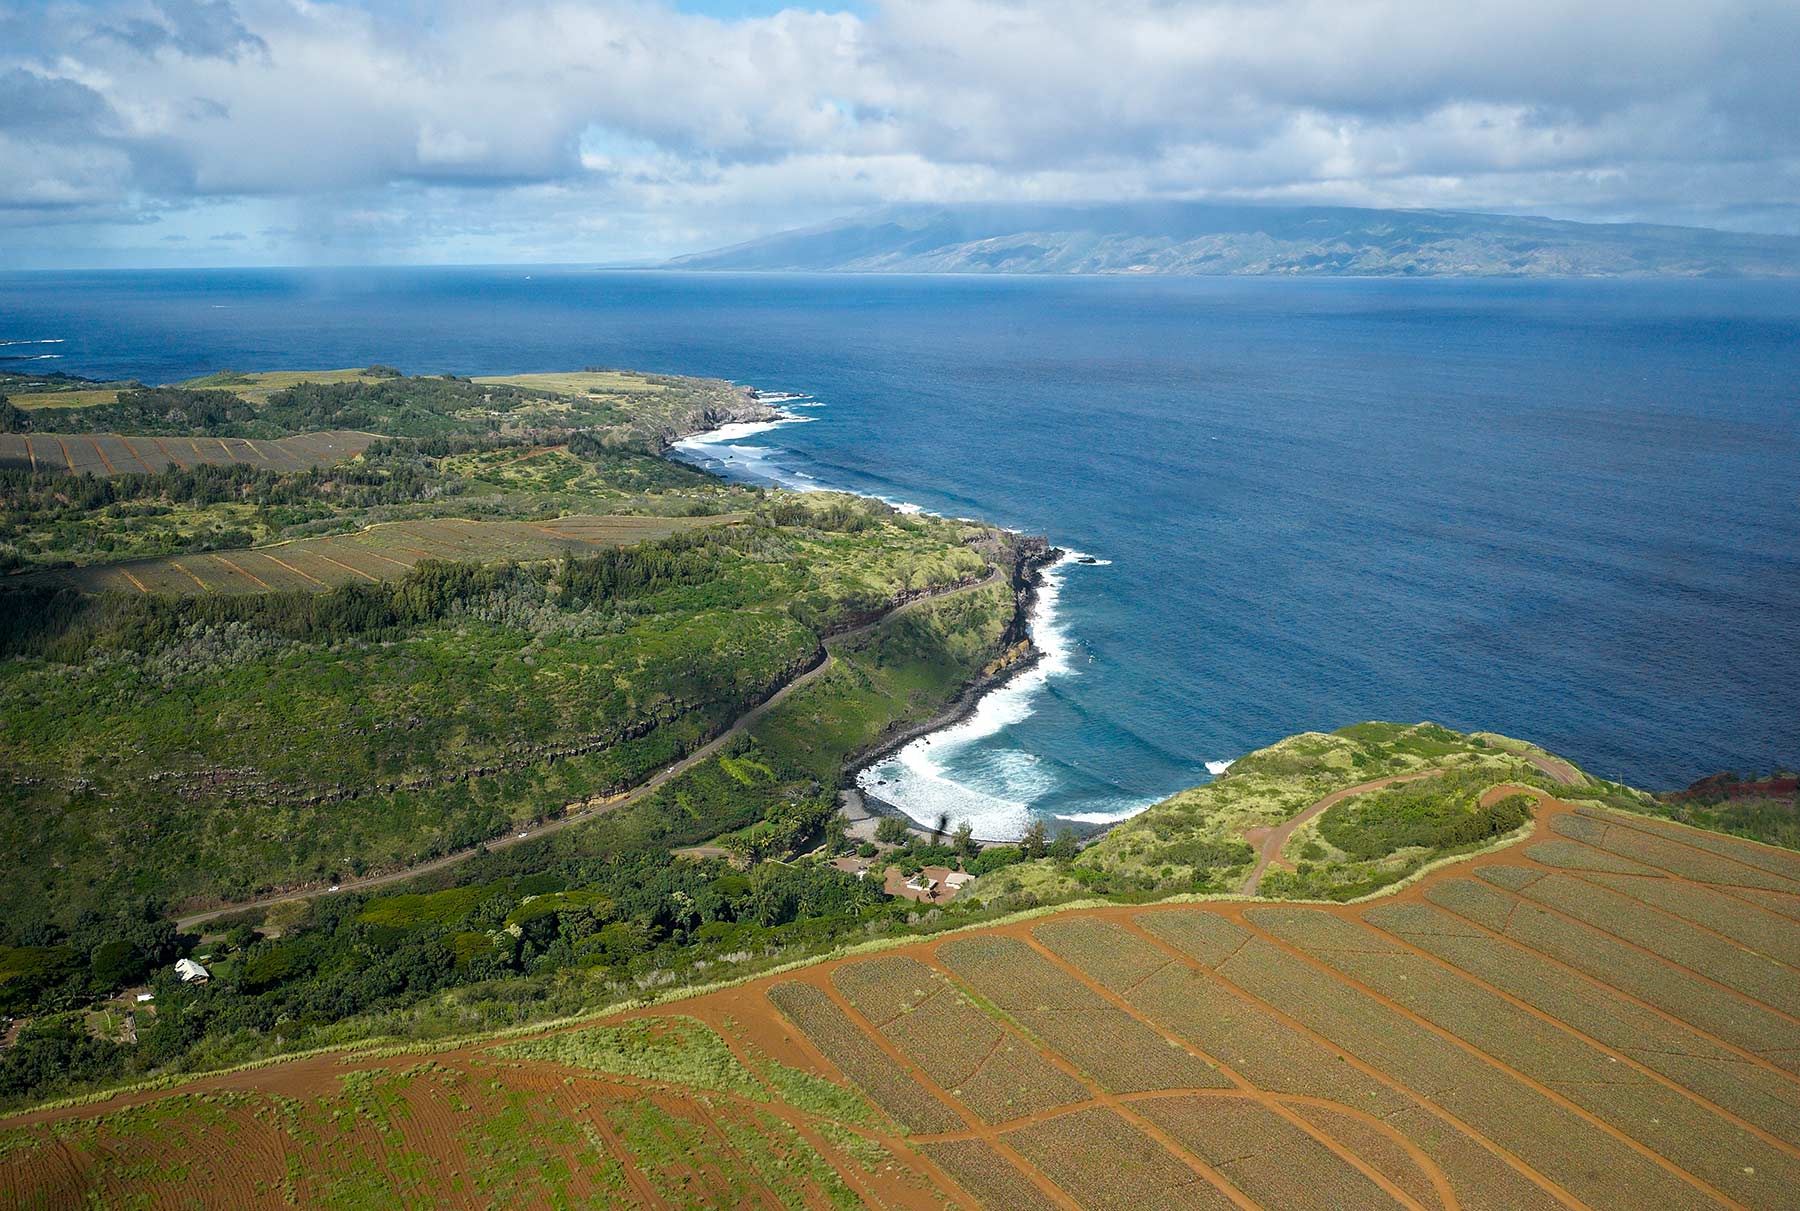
[1318,775,1538,859]
[0,363,1047,1116]
[1643,772,1800,851]
[969,722,1575,907]
[496,1016,765,1096]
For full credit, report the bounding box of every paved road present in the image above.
[175,569,1004,930]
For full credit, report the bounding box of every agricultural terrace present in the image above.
[7,791,1799,1210]
[21,513,739,595]
[0,430,375,476]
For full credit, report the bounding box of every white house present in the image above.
[174,958,210,984]
[944,871,974,890]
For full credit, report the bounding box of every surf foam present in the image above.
[856,551,1152,841]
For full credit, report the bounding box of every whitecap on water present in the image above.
[858,550,1113,840]
[1205,758,1234,776]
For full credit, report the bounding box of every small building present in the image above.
[884,864,964,904]
[135,992,155,1004]
[174,958,210,984]
[944,871,974,890]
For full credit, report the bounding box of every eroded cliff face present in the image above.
[635,382,779,451]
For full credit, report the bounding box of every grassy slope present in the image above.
[1,500,1004,927]
[971,721,1657,906]
[0,1014,912,1210]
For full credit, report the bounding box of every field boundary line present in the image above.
[1552,812,1800,898]
[1478,861,1800,1030]
[1530,860,1800,925]
[1527,859,1800,979]
[168,561,212,593]
[1419,885,1800,1092]
[1582,806,1800,878]
[311,551,381,583]
[1000,931,1444,1211]
[120,569,149,594]
[55,436,75,471]
[916,951,1265,1211]
[1346,906,1800,1163]
[348,546,414,570]
[1117,912,1595,1211]
[1232,912,1750,1209]
[115,436,155,473]
[211,555,272,591]
[678,1008,975,1208]
[567,1094,671,1208]
[258,551,325,587]
[87,436,116,474]
[809,974,1087,1211]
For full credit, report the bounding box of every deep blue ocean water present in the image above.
[4,268,1797,836]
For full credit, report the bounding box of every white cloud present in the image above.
[0,0,1794,265]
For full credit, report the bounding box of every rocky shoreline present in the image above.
[842,538,1061,842]
[657,384,1063,845]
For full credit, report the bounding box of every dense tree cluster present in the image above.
[0,846,886,1107]
[257,377,558,435]
[1,388,261,435]
[0,558,523,659]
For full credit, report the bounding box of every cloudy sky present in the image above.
[2,0,1796,267]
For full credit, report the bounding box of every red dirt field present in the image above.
[0,429,377,476]
[6,793,1800,1210]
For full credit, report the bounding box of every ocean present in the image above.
[4,267,1797,838]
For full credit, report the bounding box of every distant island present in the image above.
[665,202,1800,278]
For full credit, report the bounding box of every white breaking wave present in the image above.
[1056,800,1159,825]
[1205,758,1234,776]
[858,550,1132,841]
[677,391,1145,842]
[0,338,64,346]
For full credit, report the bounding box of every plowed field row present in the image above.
[22,513,728,595]
[9,794,1800,1209]
[0,429,376,476]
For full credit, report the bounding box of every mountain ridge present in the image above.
[666,202,1800,277]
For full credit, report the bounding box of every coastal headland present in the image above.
[4,364,1797,1210]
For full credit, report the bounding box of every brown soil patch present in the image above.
[12,794,1799,1209]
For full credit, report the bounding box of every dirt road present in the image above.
[174,568,1003,930]
[1237,771,1435,896]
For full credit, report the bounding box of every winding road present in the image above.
[174,567,1005,930]
[1235,746,1588,897]
[1237,772,1434,897]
